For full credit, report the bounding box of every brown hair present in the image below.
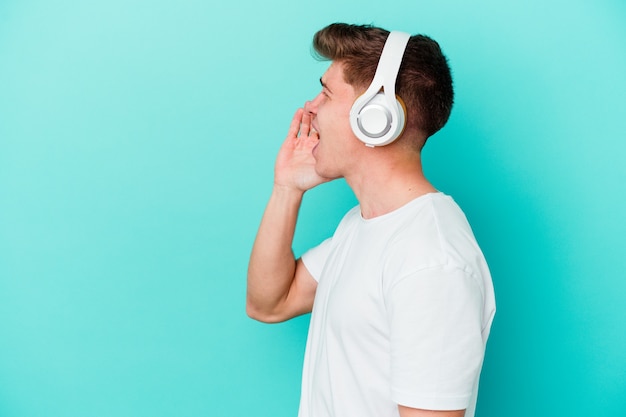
[313,23,454,146]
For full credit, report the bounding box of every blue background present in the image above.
[1,0,625,416]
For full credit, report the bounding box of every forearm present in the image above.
[247,185,304,319]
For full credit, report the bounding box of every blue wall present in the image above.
[1,1,624,416]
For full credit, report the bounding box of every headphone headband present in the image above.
[349,31,410,147]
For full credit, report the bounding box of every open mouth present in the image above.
[311,121,320,134]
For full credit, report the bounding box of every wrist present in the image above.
[271,183,306,202]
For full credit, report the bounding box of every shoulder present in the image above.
[383,193,486,284]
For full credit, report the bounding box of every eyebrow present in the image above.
[320,77,333,94]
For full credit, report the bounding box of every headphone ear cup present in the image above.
[356,93,392,138]
[351,93,406,146]
[392,96,407,141]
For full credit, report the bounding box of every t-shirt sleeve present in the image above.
[385,265,486,411]
[300,237,332,282]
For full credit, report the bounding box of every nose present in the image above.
[304,92,324,116]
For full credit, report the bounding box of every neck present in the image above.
[345,146,437,219]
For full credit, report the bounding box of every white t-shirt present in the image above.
[299,192,496,417]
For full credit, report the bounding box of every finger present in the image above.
[300,109,312,137]
[287,108,304,139]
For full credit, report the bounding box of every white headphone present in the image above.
[349,31,410,147]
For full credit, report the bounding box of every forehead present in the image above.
[322,62,356,94]
[322,61,344,81]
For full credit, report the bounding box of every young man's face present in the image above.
[305,61,360,179]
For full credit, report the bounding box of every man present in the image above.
[247,23,496,417]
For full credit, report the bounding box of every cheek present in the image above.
[327,108,351,132]
[318,101,355,140]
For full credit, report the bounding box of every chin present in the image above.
[313,151,342,179]
[315,164,341,181]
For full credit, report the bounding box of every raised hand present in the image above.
[247,107,324,324]
[274,108,329,192]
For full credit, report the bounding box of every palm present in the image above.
[275,109,329,191]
